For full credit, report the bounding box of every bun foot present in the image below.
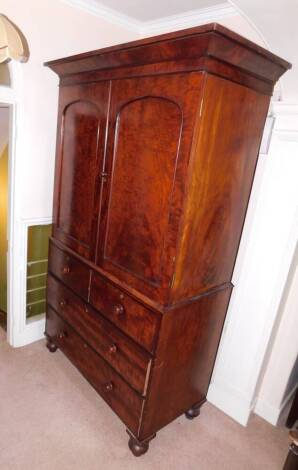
[185,403,201,420]
[46,338,58,353]
[127,431,155,457]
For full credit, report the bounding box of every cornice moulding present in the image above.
[61,0,237,35]
[61,0,140,31]
[139,3,236,35]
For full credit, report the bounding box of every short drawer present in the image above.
[89,272,160,353]
[45,307,143,435]
[48,240,90,300]
[47,274,152,395]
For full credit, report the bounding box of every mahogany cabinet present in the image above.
[44,23,290,456]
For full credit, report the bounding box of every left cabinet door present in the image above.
[52,82,110,260]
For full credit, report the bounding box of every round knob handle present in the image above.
[58,330,67,340]
[113,303,124,316]
[59,299,67,307]
[63,266,70,274]
[104,382,114,392]
[108,344,118,354]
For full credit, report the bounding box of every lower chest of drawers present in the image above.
[46,306,144,435]
[45,242,231,450]
[46,274,153,397]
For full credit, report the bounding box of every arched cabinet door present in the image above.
[96,73,204,301]
[53,82,110,260]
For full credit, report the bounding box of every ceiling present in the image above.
[93,0,222,21]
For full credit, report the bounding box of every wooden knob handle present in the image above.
[108,344,118,354]
[105,382,114,392]
[63,266,70,274]
[113,304,124,316]
[59,299,67,307]
[58,331,67,340]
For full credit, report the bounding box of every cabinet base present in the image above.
[185,402,201,420]
[127,431,156,457]
[46,337,58,353]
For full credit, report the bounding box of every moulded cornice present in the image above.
[61,0,237,35]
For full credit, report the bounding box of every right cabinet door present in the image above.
[96,73,204,301]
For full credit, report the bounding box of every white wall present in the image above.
[232,0,298,103]
[1,0,137,220]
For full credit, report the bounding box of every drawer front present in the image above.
[48,241,90,300]
[46,307,142,434]
[89,272,160,353]
[47,274,151,395]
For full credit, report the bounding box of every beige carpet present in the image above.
[0,327,289,470]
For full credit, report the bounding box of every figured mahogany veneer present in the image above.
[46,307,143,434]
[89,271,160,353]
[48,243,90,300]
[44,23,290,456]
[47,274,152,395]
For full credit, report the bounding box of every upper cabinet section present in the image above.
[96,73,204,300]
[45,24,290,307]
[45,23,291,96]
[53,82,110,259]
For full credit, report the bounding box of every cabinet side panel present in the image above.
[139,286,232,439]
[173,75,270,301]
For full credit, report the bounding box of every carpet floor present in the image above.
[0,327,289,470]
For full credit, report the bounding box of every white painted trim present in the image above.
[272,103,298,115]
[254,398,281,426]
[208,100,298,426]
[0,60,52,348]
[270,102,298,141]
[208,380,252,426]
[0,61,23,347]
[61,0,237,35]
[139,3,236,35]
[255,383,298,426]
[11,216,52,348]
[61,0,140,31]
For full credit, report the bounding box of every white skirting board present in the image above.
[207,381,253,426]
[255,383,298,426]
[11,316,46,348]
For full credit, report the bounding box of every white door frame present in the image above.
[0,60,21,346]
[0,61,49,347]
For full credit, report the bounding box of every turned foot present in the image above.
[283,430,298,470]
[185,403,201,420]
[46,338,58,353]
[127,431,155,457]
